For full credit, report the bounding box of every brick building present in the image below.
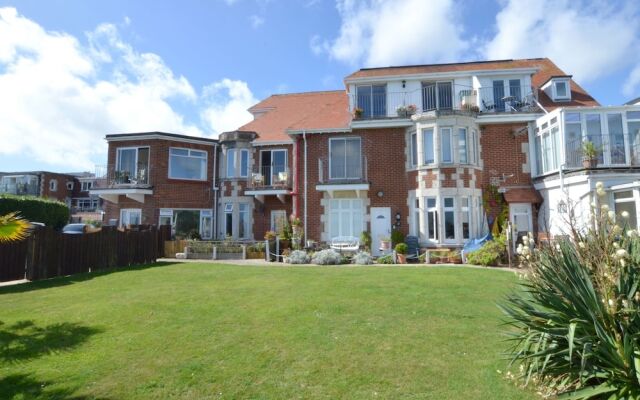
[92,58,640,249]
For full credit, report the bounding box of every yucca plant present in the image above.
[502,182,640,399]
[0,212,31,243]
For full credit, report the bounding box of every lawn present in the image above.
[0,263,536,399]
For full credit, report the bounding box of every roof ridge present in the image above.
[357,57,547,72]
[270,89,345,97]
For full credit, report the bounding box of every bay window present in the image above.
[628,111,640,165]
[330,137,362,180]
[224,203,233,237]
[238,204,249,239]
[461,197,470,240]
[607,113,625,164]
[585,114,603,163]
[410,132,418,166]
[329,199,363,238]
[169,148,207,180]
[614,191,637,229]
[564,113,582,167]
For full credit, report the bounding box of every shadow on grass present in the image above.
[0,373,110,399]
[0,262,176,295]
[0,319,103,363]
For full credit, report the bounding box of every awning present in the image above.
[502,187,543,203]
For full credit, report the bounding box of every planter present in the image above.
[380,240,391,250]
[396,253,407,264]
[396,110,408,118]
[247,251,266,259]
[582,157,598,169]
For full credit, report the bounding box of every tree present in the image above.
[0,212,30,243]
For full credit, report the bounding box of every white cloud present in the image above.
[0,7,257,170]
[313,0,468,67]
[249,15,264,28]
[624,65,640,98]
[200,79,257,135]
[484,0,640,86]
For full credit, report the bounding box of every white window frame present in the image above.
[425,197,438,242]
[260,148,288,185]
[329,137,362,180]
[461,197,471,240]
[49,179,57,192]
[553,79,571,101]
[457,127,468,164]
[441,127,453,164]
[81,181,93,191]
[66,181,74,190]
[410,131,418,167]
[271,210,287,232]
[116,147,149,178]
[168,147,208,181]
[442,197,456,242]
[422,128,435,165]
[329,198,364,238]
[120,208,142,227]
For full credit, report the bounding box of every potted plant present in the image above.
[396,105,407,117]
[264,231,277,241]
[380,236,391,250]
[406,104,417,115]
[360,231,372,251]
[582,140,599,168]
[395,242,408,264]
[354,107,364,119]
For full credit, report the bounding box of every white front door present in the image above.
[509,203,532,249]
[371,207,391,256]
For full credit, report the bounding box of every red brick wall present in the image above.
[40,172,76,203]
[299,127,410,242]
[103,138,216,225]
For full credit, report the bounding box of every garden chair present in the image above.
[482,99,496,112]
[404,235,421,262]
[252,173,264,187]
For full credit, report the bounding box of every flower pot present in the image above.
[396,253,407,264]
[380,240,391,250]
[582,158,598,169]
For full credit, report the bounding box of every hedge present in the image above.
[0,194,70,229]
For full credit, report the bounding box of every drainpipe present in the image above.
[303,131,308,242]
[213,143,218,240]
[292,136,299,217]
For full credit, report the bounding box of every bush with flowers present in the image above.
[501,181,640,399]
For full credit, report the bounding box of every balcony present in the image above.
[89,164,153,204]
[0,183,39,196]
[351,84,540,121]
[245,166,292,203]
[317,156,369,197]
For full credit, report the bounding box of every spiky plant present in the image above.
[502,183,640,399]
[0,212,31,243]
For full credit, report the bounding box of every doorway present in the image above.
[371,207,391,256]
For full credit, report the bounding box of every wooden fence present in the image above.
[0,225,171,283]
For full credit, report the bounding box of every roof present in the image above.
[106,131,218,145]
[239,91,351,142]
[345,58,599,110]
[625,96,640,105]
[503,187,543,204]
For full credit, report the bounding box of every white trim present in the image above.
[244,189,291,196]
[344,67,539,85]
[287,128,351,135]
[476,113,541,123]
[252,139,295,145]
[107,134,217,146]
[350,119,413,129]
[89,188,153,195]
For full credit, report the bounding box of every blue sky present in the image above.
[0,0,638,172]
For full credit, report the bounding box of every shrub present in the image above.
[360,231,372,250]
[391,229,405,247]
[501,182,640,399]
[466,234,506,266]
[395,242,408,254]
[247,242,265,253]
[352,251,373,265]
[287,250,310,264]
[311,249,342,265]
[0,194,69,229]
[376,254,394,264]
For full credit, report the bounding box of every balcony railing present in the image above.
[0,183,39,196]
[93,164,151,189]
[248,166,291,190]
[351,84,539,120]
[564,137,640,169]
[318,155,368,184]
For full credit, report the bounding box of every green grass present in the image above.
[0,263,536,399]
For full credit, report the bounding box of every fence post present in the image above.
[276,237,280,262]
[212,245,217,260]
[265,240,269,262]
[242,244,247,260]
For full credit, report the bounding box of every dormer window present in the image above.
[554,80,568,99]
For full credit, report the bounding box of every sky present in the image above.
[0,0,639,173]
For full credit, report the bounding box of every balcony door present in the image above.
[492,79,521,111]
[356,85,386,118]
[422,82,452,111]
[116,147,149,183]
[260,149,287,186]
